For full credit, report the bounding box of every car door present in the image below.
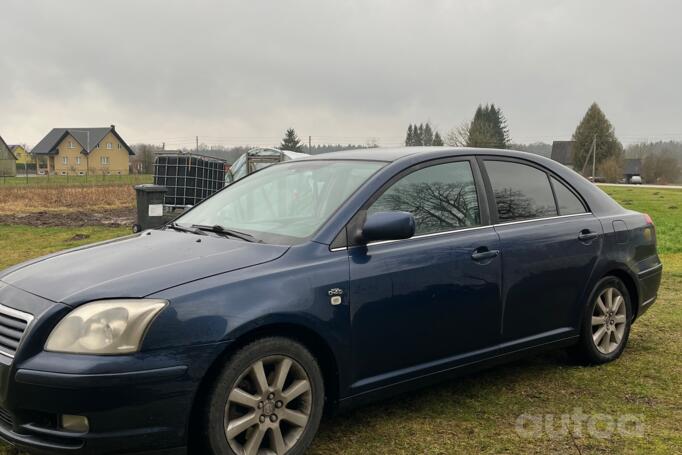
[346,158,502,393]
[481,158,603,343]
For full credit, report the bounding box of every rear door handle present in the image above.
[578,230,599,242]
[471,249,500,261]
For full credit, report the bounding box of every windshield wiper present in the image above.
[167,222,208,235]
[191,224,258,243]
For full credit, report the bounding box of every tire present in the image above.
[205,337,324,455]
[572,276,632,365]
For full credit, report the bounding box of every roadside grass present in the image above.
[0,225,130,270]
[0,186,680,454]
[0,174,152,187]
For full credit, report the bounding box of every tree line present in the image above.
[405,123,444,146]
[131,107,680,183]
[403,104,510,149]
[401,101,680,183]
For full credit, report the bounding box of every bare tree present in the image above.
[642,152,681,184]
[445,122,471,147]
[597,156,623,183]
[132,143,161,174]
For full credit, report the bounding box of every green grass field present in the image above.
[0,174,152,187]
[0,186,680,454]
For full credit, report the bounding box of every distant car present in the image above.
[588,176,607,183]
[630,175,643,184]
[0,148,662,455]
[225,147,309,185]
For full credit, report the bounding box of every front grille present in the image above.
[0,303,33,359]
[0,407,13,428]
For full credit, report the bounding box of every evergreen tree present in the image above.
[488,104,510,147]
[415,124,424,146]
[572,103,623,174]
[423,123,434,146]
[433,131,444,146]
[466,104,510,148]
[280,128,304,152]
[405,124,414,146]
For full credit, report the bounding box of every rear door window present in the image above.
[484,160,557,222]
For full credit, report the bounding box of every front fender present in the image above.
[143,241,352,391]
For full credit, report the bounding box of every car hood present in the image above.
[0,230,289,305]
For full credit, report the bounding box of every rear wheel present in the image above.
[205,337,324,455]
[573,276,632,364]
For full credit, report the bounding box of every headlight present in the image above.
[45,299,167,354]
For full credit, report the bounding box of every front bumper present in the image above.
[0,344,226,455]
[0,281,231,454]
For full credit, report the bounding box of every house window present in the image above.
[68,141,75,149]
[62,156,68,165]
[107,143,113,149]
[101,156,110,165]
[76,156,81,165]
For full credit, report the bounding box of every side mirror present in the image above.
[361,211,416,243]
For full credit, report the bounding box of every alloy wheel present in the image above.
[591,287,627,354]
[224,355,312,455]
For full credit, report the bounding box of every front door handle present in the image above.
[578,230,599,242]
[471,248,500,262]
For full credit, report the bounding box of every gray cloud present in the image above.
[1,0,681,148]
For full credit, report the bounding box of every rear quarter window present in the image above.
[550,176,587,215]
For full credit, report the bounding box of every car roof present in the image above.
[297,146,545,163]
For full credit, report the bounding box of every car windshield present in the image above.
[175,160,385,244]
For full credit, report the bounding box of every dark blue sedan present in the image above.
[0,148,662,454]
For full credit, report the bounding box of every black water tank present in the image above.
[153,154,226,207]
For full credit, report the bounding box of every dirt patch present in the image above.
[0,208,135,227]
[68,233,91,241]
[0,185,135,215]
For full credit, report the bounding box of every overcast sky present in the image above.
[1,0,681,149]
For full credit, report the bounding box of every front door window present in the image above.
[368,161,481,235]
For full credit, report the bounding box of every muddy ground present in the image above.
[0,207,135,228]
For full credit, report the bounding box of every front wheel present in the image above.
[205,337,324,455]
[572,276,632,364]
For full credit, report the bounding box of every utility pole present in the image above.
[308,136,312,154]
[196,136,199,154]
[162,142,165,151]
[592,134,597,182]
[581,134,598,180]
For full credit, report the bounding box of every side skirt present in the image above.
[334,335,579,413]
